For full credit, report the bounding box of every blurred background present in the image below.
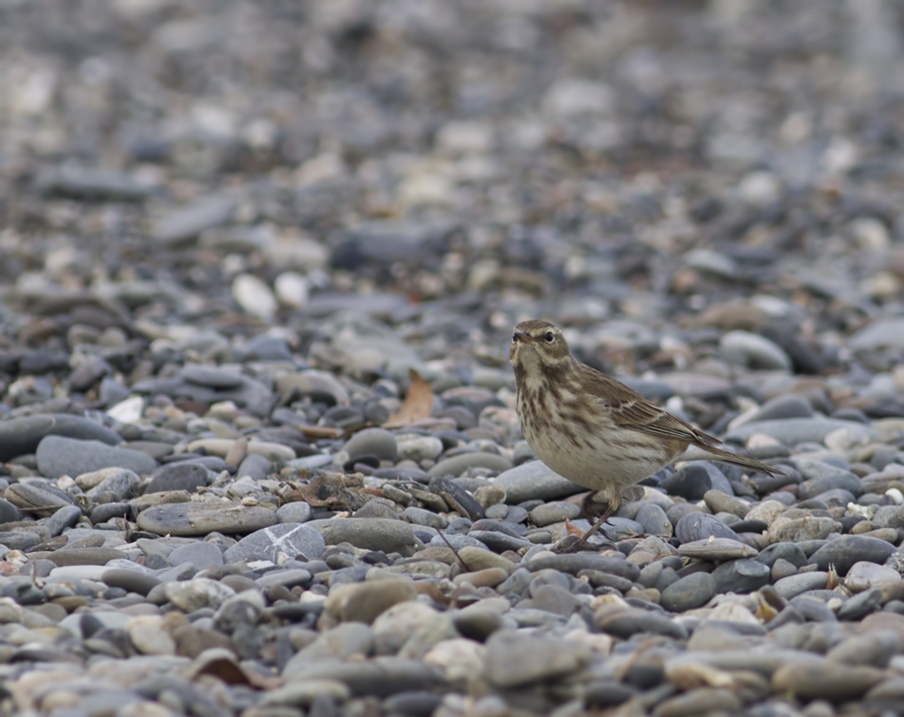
[1,0,903,381]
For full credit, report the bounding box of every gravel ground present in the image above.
[2,1,904,716]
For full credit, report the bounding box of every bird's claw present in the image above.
[551,535,601,554]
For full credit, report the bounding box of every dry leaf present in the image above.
[384,368,433,427]
[565,519,583,537]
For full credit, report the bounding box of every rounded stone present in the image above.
[145,463,211,494]
[660,572,716,612]
[325,578,417,624]
[345,428,398,462]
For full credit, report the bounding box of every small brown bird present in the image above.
[510,319,785,548]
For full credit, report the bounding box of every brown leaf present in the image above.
[384,368,433,427]
[564,519,583,537]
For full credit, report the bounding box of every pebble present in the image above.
[324,578,417,624]
[808,535,897,575]
[345,428,398,462]
[305,519,419,555]
[483,631,592,688]
[36,436,157,478]
[494,461,584,503]
[136,502,278,536]
[0,414,121,461]
[223,523,325,562]
[660,573,716,612]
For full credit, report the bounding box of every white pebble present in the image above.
[106,395,144,424]
[232,273,277,321]
[274,271,309,308]
[887,488,904,505]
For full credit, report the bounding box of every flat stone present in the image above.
[595,606,688,641]
[101,568,161,596]
[261,679,350,707]
[675,513,740,543]
[282,657,446,696]
[494,460,584,503]
[678,538,758,561]
[46,548,126,566]
[774,572,828,600]
[725,419,876,447]
[136,501,277,536]
[305,518,418,555]
[223,523,325,562]
[521,554,640,581]
[428,452,512,477]
[772,660,885,702]
[484,631,592,688]
[809,536,897,575]
[37,436,157,479]
[0,414,121,462]
[654,688,742,717]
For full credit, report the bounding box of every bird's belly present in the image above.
[525,428,664,494]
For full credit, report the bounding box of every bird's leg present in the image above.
[579,502,615,543]
[552,491,614,553]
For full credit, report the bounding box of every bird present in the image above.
[510,318,785,549]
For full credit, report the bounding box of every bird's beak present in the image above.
[512,331,531,343]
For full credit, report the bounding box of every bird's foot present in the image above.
[551,535,600,553]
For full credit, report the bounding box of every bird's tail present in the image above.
[681,443,787,477]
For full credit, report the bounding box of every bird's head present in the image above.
[509,319,572,371]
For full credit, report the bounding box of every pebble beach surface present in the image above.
[2,2,904,716]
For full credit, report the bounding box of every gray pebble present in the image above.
[0,414,121,462]
[428,451,512,477]
[809,535,897,575]
[484,631,591,688]
[494,461,583,504]
[529,501,581,527]
[675,513,740,543]
[720,330,792,370]
[774,571,828,600]
[345,428,398,462]
[725,419,876,446]
[223,522,325,562]
[136,501,277,536]
[37,436,157,479]
[711,558,771,594]
[306,518,418,555]
[168,542,225,570]
[276,501,312,524]
[660,572,715,612]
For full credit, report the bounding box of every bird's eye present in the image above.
[511,333,517,343]
[544,331,555,343]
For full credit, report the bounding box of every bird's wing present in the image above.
[584,366,721,446]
